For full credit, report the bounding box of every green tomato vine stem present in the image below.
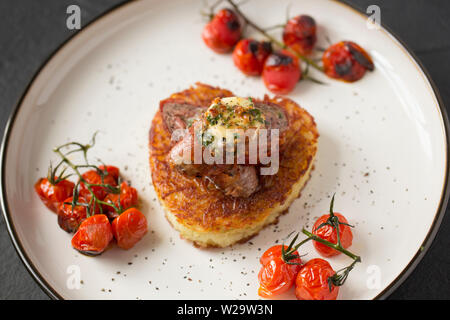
[301,228,361,262]
[51,134,120,217]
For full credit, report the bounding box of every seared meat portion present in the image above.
[167,123,261,198]
[256,102,288,131]
[208,165,259,198]
[161,101,205,140]
[161,97,287,198]
[167,125,198,176]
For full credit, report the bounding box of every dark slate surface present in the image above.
[0,0,449,300]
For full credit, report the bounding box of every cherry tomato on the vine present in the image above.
[112,208,148,250]
[295,258,339,300]
[79,169,117,201]
[57,196,88,233]
[98,165,120,183]
[34,178,75,212]
[262,50,301,95]
[71,214,113,256]
[283,15,317,55]
[103,181,139,219]
[312,212,353,257]
[258,245,302,298]
[322,41,374,82]
[232,39,272,76]
[202,8,242,53]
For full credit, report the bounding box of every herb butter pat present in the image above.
[203,97,266,148]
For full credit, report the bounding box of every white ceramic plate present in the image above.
[1,0,449,300]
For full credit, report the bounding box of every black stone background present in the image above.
[0,0,449,299]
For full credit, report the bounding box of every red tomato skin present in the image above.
[118,181,138,209]
[312,212,353,257]
[262,50,301,95]
[98,165,120,182]
[283,15,317,55]
[34,178,75,212]
[112,208,148,250]
[103,193,120,220]
[258,245,301,298]
[202,9,241,53]
[79,170,117,201]
[232,39,271,76]
[322,41,373,82]
[103,181,139,219]
[71,214,113,255]
[295,258,339,300]
[57,197,88,233]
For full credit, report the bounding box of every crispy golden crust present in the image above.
[149,83,318,247]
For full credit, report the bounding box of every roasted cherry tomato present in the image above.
[79,169,117,201]
[295,258,339,300]
[262,50,301,94]
[71,214,113,256]
[57,196,88,233]
[111,208,148,250]
[312,212,353,257]
[232,39,272,76]
[283,15,317,55]
[202,8,242,53]
[322,41,374,82]
[34,177,75,212]
[98,165,120,182]
[103,181,139,219]
[258,245,302,298]
[311,196,353,257]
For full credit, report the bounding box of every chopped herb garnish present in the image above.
[249,108,261,117]
[202,133,215,147]
[186,119,194,128]
[207,114,221,126]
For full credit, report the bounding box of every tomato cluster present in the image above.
[202,7,373,94]
[35,164,147,256]
[257,196,354,300]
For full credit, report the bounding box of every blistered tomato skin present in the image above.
[79,169,117,201]
[258,245,302,298]
[71,214,113,256]
[295,258,339,300]
[103,181,139,219]
[34,178,75,212]
[202,9,242,53]
[262,50,301,95]
[98,165,120,183]
[283,15,317,55]
[232,39,272,76]
[312,212,353,257]
[112,208,148,250]
[57,197,88,233]
[322,41,374,82]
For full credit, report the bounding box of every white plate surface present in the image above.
[1,0,448,299]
